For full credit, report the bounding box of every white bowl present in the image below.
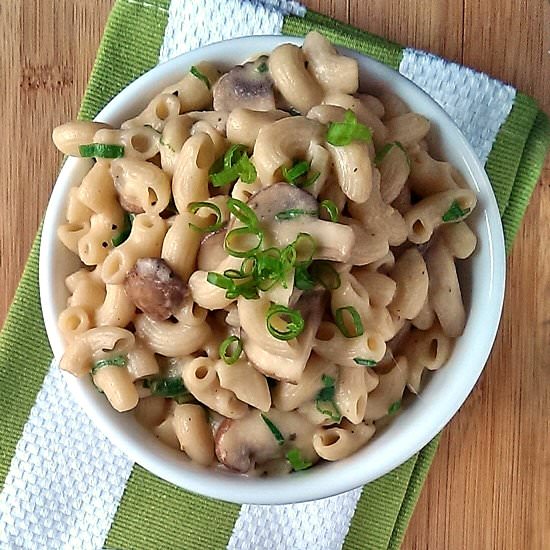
[40,35,506,505]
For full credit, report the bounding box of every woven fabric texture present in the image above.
[0,1,548,549]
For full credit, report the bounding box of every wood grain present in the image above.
[1,1,549,548]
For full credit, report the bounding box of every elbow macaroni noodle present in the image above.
[53,32,477,474]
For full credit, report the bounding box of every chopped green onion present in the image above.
[219,336,243,365]
[280,245,297,271]
[442,200,471,222]
[261,413,285,445]
[334,306,364,338]
[282,160,309,183]
[275,208,318,221]
[224,226,263,258]
[266,304,305,341]
[187,201,224,232]
[286,448,313,471]
[143,376,192,403]
[353,358,377,367]
[79,143,124,159]
[292,233,316,264]
[91,355,127,375]
[209,146,257,186]
[207,272,234,290]
[225,280,259,300]
[209,164,241,187]
[315,374,341,422]
[256,61,269,73]
[190,65,210,89]
[319,199,339,222]
[374,141,410,167]
[301,171,321,188]
[288,107,301,117]
[317,374,336,401]
[281,160,320,188]
[388,400,402,415]
[315,400,341,422]
[255,248,283,291]
[207,271,259,300]
[294,265,316,291]
[294,261,341,292]
[223,268,246,280]
[226,197,259,228]
[111,212,134,247]
[326,110,372,146]
[309,261,341,290]
[223,144,248,169]
[239,256,257,277]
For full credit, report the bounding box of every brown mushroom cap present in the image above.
[247,183,319,223]
[214,410,318,473]
[124,258,187,321]
[197,229,227,271]
[213,56,276,112]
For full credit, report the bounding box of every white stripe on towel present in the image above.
[399,48,516,164]
[159,0,294,63]
[227,488,363,550]
[0,365,133,550]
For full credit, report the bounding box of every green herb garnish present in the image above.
[256,61,268,73]
[326,110,372,146]
[79,143,124,159]
[209,145,257,186]
[286,448,313,471]
[294,264,316,291]
[266,304,305,341]
[224,226,263,258]
[319,199,339,222]
[226,197,259,228]
[281,160,320,188]
[353,358,377,367]
[190,65,211,89]
[315,374,341,422]
[274,208,318,221]
[143,376,192,404]
[442,200,471,222]
[111,212,134,247]
[261,413,285,445]
[219,335,243,365]
[91,355,127,375]
[187,201,224,232]
[334,306,364,338]
[388,400,402,415]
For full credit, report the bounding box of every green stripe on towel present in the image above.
[484,93,539,215]
[502,110,550,251]
[105,466,240,550]
[283,12,404,70]
[0,228,53,489]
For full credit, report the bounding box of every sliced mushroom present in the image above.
[197,229,227,271]
[247,183,318,223]
[213,56,275,112]
[124,258,187,321]
[214,409,318,473]
[246,184,355,262]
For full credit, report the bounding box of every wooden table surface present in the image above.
[2,1,549,548]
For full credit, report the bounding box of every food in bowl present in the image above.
[52,31,477,476]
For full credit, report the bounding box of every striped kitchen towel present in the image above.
[0,1,548,549]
